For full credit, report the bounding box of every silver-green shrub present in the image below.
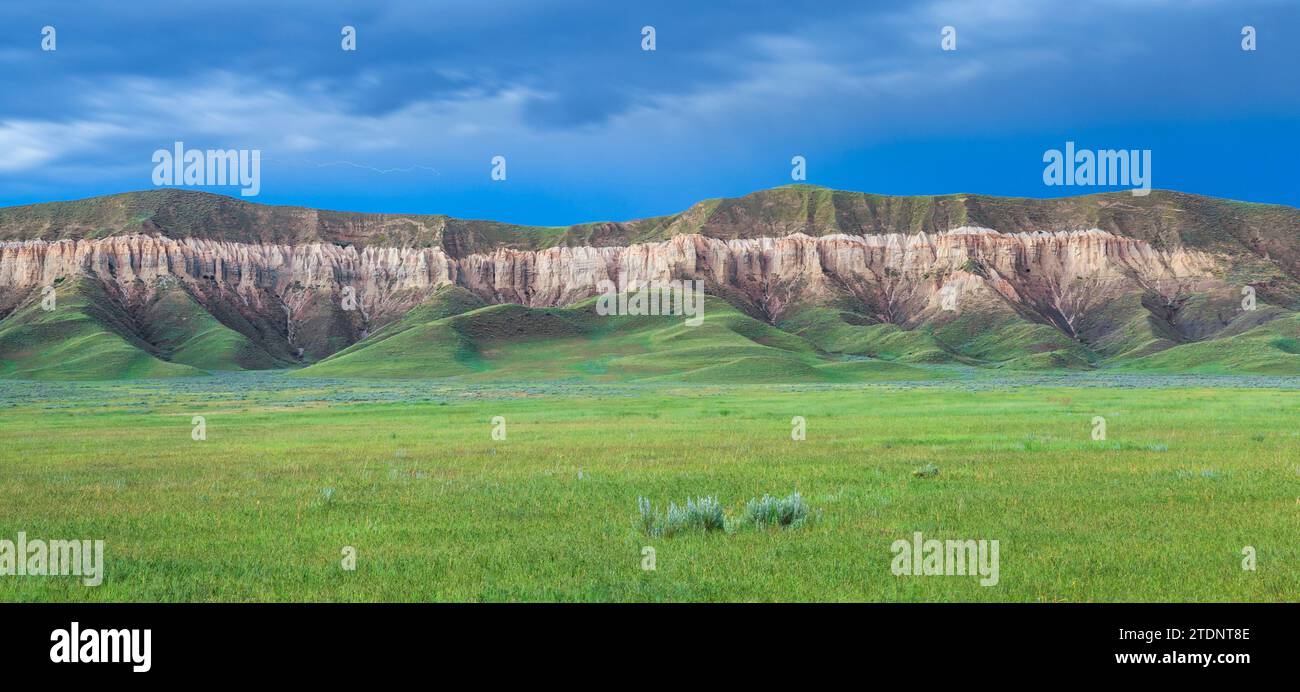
[741,492,810,529]
[638,495,726,537]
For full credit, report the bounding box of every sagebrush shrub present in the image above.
[637,496,656,535]
[638,495,726,537]
[639,492,816,536]
[742,492,810,529]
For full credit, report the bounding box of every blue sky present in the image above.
[0,0,1296,225]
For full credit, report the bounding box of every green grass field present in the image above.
[0,375,1295,602]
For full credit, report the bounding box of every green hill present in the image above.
[1112,313,1300,374]
[139,284,291,371]
[0,278,204,380]
[296,293,943,383]
[776,301,1096,369]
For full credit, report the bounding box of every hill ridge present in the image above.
[2,186,1298,379]
[3,185,1297,265]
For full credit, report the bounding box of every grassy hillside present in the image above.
[0,278,203,380]
[303,284,1300,381]
[0,278,304,379]
[298,294,942,383]
[930,308,1095,369]
[1113,313,1300,374]
[778,308,954,363]
[777,302,1096,369]
[3,276,1294,380]
[139,284,291,371]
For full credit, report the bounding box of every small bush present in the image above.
[638,495,726,537]
[742,492,811,529]
[639,492,817,536]
[637,496,656,535]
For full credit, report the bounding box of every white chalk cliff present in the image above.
[0,226,1241,363]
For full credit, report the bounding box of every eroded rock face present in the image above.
[0,228,1226,357]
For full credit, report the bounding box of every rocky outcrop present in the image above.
[0,228,1230,357]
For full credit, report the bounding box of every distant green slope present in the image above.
[777,307,955,363]
[777,302,1096,369]
[0,279,204,380]
[328,285,488,356]
[1112,313,1300,374]
[139,284,290,371]
[293,286,489,378]
[296,294,943,383]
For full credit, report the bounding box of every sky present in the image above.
[0,0,1297,226]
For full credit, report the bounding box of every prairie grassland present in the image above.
[0,376,1296,601]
